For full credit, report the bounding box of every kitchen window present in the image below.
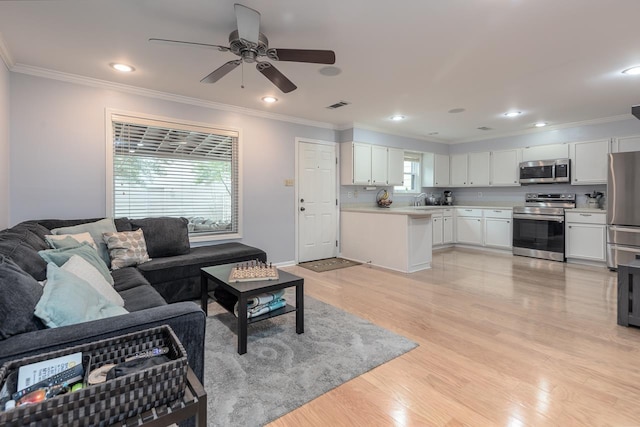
[106,111,241,240]
[394,152,421,193]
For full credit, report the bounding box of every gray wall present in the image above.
[9,73,336,263]
[0,58,9,229]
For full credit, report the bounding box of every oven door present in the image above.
[512,214,565,261]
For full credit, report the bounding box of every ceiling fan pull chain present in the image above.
[241,62,245,89]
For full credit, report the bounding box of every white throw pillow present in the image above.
[61,255,124,307]
[45,232,99,251]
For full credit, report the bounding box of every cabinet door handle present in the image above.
[580,213,592,216]
[568,225,572,228]
[300,207,306,212]
[470,182,473,184]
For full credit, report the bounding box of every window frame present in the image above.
[394,151,422,194]
[105,108,243,242]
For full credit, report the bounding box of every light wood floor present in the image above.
[267,248,640,427]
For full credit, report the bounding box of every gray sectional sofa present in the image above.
[0,217,267,386]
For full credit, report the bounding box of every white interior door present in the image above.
[297,141,337,262]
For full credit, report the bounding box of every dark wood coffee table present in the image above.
[200,264,304,354]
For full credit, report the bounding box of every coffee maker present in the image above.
[443,190,453,206]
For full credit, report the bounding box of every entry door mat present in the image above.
[298,257,361,272]
[204,293,417,427]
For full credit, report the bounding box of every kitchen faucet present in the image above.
[413,193,427,206]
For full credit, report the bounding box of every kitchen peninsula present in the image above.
[341,206,435,273]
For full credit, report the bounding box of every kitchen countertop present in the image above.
[341,205,514,215]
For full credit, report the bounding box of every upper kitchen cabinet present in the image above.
[467,152,490,186]
[569,139,610,185]
[387,147,405,186]
[340,142,403,186]
[450,154,468,186]
[521,143,569,161]
[490,149,521,186]
[612,135,640,153]
[421,153,450,187]
[341,142,372,185]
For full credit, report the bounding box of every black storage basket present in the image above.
[0,325,187,426]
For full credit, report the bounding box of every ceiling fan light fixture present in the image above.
[504,111,522,118]
[391,115,406,121]
[110,63,135,73]
[622,66,640,75]
[261,96,278,103]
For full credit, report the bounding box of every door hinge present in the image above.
[336,199,338,206]
[336,157,338,165]
[336,240,338,247]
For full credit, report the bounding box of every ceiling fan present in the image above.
[149,3,336,93]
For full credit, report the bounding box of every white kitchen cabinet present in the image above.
[483,209,512,249]
[565,211,606,262]
[371,145,388,185]
[467,152,490,186]
[450,154,468,186]
[432,213,443,246]
[521,143,569,161]
[569,139,609,185]
[490,149,521,186]
[341,142,371,185]
[443,209,454,244]
[455,209,483,245]
[387,147,405,186]
[612,135,640,153]
[422,153,450,187]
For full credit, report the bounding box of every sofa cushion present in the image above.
[0,228,49,251]
[0,256,45,340]
[12,221,51,241]
[103,229,151,269]
[51,218,117,265]
[0,239,48,281]
[39,243,114,285]
[37,218,132,232]
[111,267,152,292]
[128,217,190,258]
[34,263,128,328]
[119,285,168,312]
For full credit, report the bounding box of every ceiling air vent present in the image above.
[477,126,493,131]
[326,101,351,109]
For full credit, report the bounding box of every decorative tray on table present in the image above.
[228,261,279,282]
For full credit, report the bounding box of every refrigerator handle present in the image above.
[609,225,640,234]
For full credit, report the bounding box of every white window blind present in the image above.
[111,116,239,236]
[394,152,421,193]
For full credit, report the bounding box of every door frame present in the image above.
[294,137,340,264]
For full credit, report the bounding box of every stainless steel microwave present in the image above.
[519,159,570,184]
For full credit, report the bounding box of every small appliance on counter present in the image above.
[426,194,441,205]
[443,191,453,206]
[584,191,604,209]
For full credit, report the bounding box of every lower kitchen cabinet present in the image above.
[483,209,512,249]
[565,211,606,262]
[456,216,483,245]
[432,215,443,246]
[443,211,454,244]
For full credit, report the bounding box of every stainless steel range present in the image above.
[512,193,576,262]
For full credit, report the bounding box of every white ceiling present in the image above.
[1,0,640,143]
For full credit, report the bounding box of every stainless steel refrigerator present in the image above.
[607,151,640,269]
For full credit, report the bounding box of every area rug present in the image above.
[203,292,417,427]
[297,257,361,272]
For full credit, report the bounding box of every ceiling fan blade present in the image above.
[149,38,229,52]
[267,48,336,64]
[201,60,242,83]
[234,3,260,45]
[256,62,297,93]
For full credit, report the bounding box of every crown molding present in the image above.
[453,113,634,144]
[10,63,338,130]
[0,33,14,69]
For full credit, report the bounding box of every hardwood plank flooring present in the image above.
[266,248,640,426]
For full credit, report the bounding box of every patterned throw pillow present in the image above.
[102,229,151,270]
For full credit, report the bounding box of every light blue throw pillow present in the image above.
[34,263,128,328]
[39,243,114,285]
[51,218,117,266]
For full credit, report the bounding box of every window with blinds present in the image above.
[394,152,422,193]
[110,114,240,237]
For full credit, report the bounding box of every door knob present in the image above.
[300,198,304,203]
[300,207,306,211]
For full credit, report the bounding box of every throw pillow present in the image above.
[45,232,99,251]
[51,218,117,266]
[0,255,45,340]
[128,217,190,258]
[102,229,151,270]
[34,263,128,328]
[39,243,114,285]
[61,255,125,307]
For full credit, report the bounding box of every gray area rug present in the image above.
[203,292,417,427]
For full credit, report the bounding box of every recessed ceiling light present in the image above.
[318,66,342,76]
[110,63,135,73]
[390,115,405,121]
[534,122,548,127]
[261,96,278,103]
[622,66,640,75]
[504,111,522,117]
[448,108,466,114]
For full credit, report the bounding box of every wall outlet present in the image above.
[347,191,353,199]
[284,179,295,187]
[354,190,359,198]
[478,192,483,197]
